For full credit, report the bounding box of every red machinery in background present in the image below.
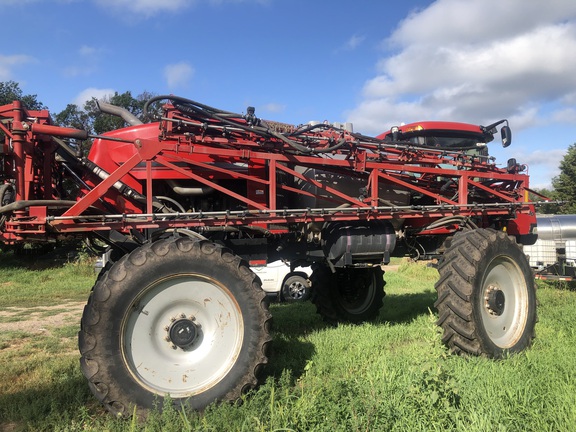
[0,95,540,416]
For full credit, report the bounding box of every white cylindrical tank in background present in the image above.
[524,215,576,268]
[536,215,576,241]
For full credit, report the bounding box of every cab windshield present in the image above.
[403,131,491,156]
[408,135,484,149]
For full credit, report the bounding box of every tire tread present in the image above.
[434,228,536,358]
[78,237,271,417]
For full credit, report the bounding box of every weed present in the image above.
[406,311,461,429]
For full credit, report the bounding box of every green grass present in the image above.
[0,249,96,308]
[1,255,576,431]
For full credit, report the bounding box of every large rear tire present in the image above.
[311,266,385,323]
[434,229,536,358]
[78,237,272,417]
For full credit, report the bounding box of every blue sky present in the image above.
[1,0,576,189]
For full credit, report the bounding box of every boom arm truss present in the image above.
[0,96,538,244]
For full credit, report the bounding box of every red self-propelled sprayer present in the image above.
[0,95,540,416]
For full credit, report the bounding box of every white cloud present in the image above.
[0,54,35,81]
[339,34,365,52]
[0,0,38,4]
[347,0,576,134]
[73,87,115,107]
[63,66,91,78]
[552,108,576,124]
[93,0,191,17]
[63,45,105,77]
[506,106,541,131]
[164,62,194,89]
[262,102,285,113]
[0,0,79,5]
[561,92,576,106]
[521,149,566,170]
[208,0,271,5]
[92,0,270,18]
[389,0,576,47]
[79,45,100,57]
[520,148,566,188]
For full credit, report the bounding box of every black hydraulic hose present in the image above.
[314,137,348,153]
[209,113,347,154]
[0,200,79,214]
[289,122,333,136]
[374,140,490,157]
[135,94,493,159]
[351,132,384,144]
[258,123,348,154]
[144,95,350,155]
[143,95,239,120]
[422,216,478,231]
[0,184,14,207]
[145,95,275,140]
[79,95,488,160]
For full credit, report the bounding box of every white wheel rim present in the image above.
[121,274,244,397]
[480,256,529,348]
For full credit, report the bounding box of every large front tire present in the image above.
[434,229,536,358]
[78,237,272,417]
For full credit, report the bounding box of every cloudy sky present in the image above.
[1,0,575,188]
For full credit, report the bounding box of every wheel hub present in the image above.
[166,315,199,349]
[289,282,304,298]
[485,285,505,316]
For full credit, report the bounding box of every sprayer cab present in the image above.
[378,119,512,153]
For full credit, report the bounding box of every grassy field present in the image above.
[1,251,576,431]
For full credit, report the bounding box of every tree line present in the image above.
[0,80,574,214]
[0,80,152,136]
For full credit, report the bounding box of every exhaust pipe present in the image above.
[96,100,143,126]
[167,180,215,196]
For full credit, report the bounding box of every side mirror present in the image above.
[501,125,512,148]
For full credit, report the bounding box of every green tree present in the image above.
[552,143,576,214]
[85,90,154,135]
[53,103,90,131]
[529,187,560,214]
[53,103,93,156]
[0,81,45,110]
[54,90,155,154]
[55,90,155,136]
